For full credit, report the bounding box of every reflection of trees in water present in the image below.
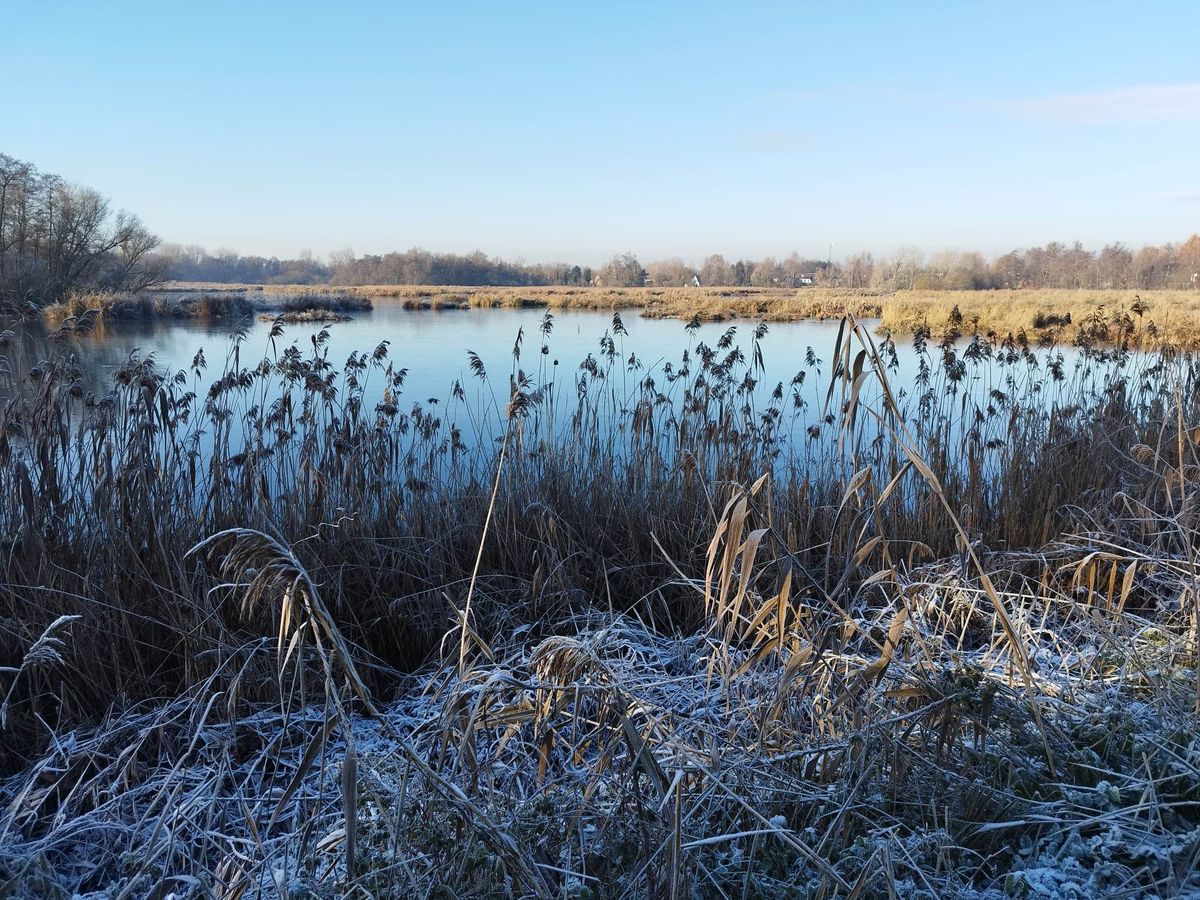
[0,314,246,400]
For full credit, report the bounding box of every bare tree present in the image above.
[843,252,874,289]
[699,254,732,286]
[646,257,696,287]
[0,152,165,303]
[599,252,646,287]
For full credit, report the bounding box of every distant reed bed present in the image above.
[879,288,1200,347]
[42,290,373,324]
[42,290,256,321]
[148,282,1200,349]
[1,311,1198,895]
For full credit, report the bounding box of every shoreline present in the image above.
[36,284,1200,347]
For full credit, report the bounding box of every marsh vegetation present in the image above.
[1,308,1198,897]
[40,291,373,325]
[112,282,1200,349]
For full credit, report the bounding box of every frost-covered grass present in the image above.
[3,543,1197,897]
[1,315,1199,896]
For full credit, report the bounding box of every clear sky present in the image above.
[5,1,1199,263]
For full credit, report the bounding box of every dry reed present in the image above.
[1,310,1198,896]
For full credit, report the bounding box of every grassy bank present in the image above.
[44,290,373,324]
[255,292,373,322]
[1,313,1199,895]
[43,290,257,321]
[878,288,1200,347]
[153,282,1200,346]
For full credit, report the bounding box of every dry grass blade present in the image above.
[843,315,1058,773]
[3,310,1200,895]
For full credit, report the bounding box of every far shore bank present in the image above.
[33,284,1200,347]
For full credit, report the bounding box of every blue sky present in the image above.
[5,1,1199,263]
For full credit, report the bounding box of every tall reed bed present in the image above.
[42,291,372,324]
[42,290,257,321]
[0,312,1198,895]
[879,289,1200,348]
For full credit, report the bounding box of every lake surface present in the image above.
[10,302,851,408]
[11,304,844,400]
[2,298,1152,465]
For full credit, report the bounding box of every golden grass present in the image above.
[154,282,1200,345]
[879,288,1200,346]
[43,290,256,322]
[45,290,373,323]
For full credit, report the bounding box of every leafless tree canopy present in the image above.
[0,152,165,306]
[12,150,1196,297]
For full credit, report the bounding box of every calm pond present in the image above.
[11,303,847,403]
[2,298,1151,464]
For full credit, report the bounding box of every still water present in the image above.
[2,298,1137,457]
[10,302,848,407]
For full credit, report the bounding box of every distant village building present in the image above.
[691,274,701,287]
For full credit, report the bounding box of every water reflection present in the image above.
[0,298,1159,464]
[5,301,846,413]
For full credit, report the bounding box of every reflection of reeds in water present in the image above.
[1,312,1199,896]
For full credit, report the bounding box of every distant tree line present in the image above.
[842,239,1200,291]
[11,152,1195,297]
[326,248,594,287]
[658,243,1200,291]
[0,152,164,305]
[163,240,1200,292]
[156,244,332,285]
